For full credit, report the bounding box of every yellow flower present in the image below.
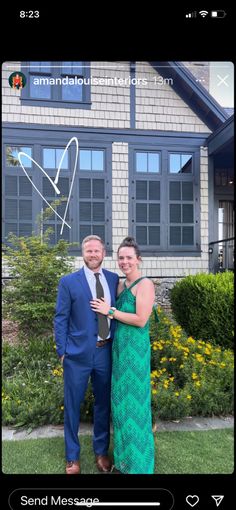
[169,376,174,382]
[204,347,211,355]
[192,372,198,380]
[179,364,184,369]
[186,395,192,400]
[175,392,180,396]
[195,381,201,387]
[152,389,158,395]
[60,406,64,410]
[220,362,226,368]
[169,357,177,362]
[187,336,195,344]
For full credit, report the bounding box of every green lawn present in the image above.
[2,429,234,475]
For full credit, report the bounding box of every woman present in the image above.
[90,236,155,474]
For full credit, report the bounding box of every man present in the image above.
[54,235,119,474]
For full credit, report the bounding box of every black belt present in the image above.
[96,338,112,348]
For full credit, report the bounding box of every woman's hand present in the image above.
[90,297,110,315]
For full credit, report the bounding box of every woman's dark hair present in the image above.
[117,237,142,258]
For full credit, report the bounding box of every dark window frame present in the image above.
[3,134,112,254]
[129,143,201,256]
[21,61,91,109]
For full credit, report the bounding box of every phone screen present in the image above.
[1,6,234,510]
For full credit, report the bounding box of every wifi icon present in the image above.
[199,10,208,17]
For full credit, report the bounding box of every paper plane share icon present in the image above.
[211,495,224,507]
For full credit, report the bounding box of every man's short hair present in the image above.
[81,235,105,251]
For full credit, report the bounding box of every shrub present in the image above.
[2,231,74,337]
[2,337,93,428]
[2,308,234,428]
[169,272,234,348]
[150,306,234,421]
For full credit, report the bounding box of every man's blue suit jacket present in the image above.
[54,267,119,361]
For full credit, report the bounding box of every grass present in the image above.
[2,429,234,474]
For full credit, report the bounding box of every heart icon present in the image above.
[18,136,79,235]
[186,495,199,507]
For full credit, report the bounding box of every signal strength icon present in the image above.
[199,10,208,17]
[186,11,197,18]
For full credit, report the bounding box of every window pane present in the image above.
[93,203,105,222]
[136,226,147,245]
[19,200,32,220]
[5,199,17,220]
[57,224,70,241]
[58,177,69,196]
[30,62,50,73]
[149,204,160,223]
[43,149,55,168]
[93,179,104,198]
[148,153,159,173]
[92,225,105,240]
[57,202,69,221]
[62,84,83,101]
[181,154,192,173]
[30,76,50,99]
[170,154,180,173]
[62,61,83,74]
[170,204,181,223]
[136,181,147,199]
[80,202,91,221]
[182,226,194,245]
[182,182,193,200]
[5,223,18,237]
[19,224,33,237]
[56,149,68,169]
[6,146,32,167]
[19,176,32,196]
[170,226,181,245]
[80,225,92,243]
[92,151,104,171]
[136,153,147,172]
[149,181,160,200]
[169,181,181,200]
[182,204,193,223]
[5,176,17,195]
[149,226,160,245]
[79,179,91,198]
[43,177,56,197]
[136,203,147,222]
[170,153,192,173]
[80,150,91,170]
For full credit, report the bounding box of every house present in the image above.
[2,61,234,302]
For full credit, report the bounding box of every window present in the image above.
[78,149,106,243]
[3,134,111,253]
[130,146,199,253]
[4,146,33,238]
[21,62,91,108]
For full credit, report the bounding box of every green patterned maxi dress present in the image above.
[111,277,155,474]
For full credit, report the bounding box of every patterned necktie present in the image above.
[94,273,109,339]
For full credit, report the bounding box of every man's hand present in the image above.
[60,355,65,364]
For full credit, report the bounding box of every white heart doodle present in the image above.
[186,495,199,507]
[18,136,79,235]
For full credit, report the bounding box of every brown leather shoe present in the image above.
[95,455,112,473]
[66,460,81,474]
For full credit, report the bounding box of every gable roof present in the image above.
[150,61,229,131]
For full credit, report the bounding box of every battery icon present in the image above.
[211,10,227,18]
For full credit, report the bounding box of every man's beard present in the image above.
[84,258,103,271]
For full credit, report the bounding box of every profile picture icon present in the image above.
[8,72,26,89]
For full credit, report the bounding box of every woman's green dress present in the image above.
[111,277,154,474]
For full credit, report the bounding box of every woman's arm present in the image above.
[90,279,155,327]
